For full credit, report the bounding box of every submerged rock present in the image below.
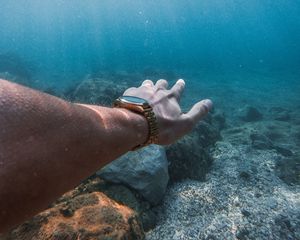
[3,192,144,240]
[97,145,169,205]
[167,119,220,183]
[65,76,129,106]
[167,133,212,182]
[53,177,157,232]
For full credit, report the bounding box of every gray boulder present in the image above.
[97,145,169,205]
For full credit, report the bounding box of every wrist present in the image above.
[114,108,149,149]
[113,96,159,149]
[75,103,148,151]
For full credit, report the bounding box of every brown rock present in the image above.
[53,177,158,232]
[3,192,144,240]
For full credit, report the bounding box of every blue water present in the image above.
[1,0,299,88]
[0,0,300,116]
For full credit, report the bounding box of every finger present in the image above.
[184,99,213,124]
[155,79,168,89]
[141,79,154,87]
[170,79,185,99]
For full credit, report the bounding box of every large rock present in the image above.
[2,192,144,240]
[54,177,158,232]
[97,145,169,205]
[167,118,221,183]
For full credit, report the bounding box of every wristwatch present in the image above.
[113,95,159,150]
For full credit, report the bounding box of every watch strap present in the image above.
[113,97,159,150]
[134,104,158,150]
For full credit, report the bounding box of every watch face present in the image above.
[121,96,147,105]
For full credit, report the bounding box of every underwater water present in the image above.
[1,1,299,79]
[0,0,299,112]
[0,0,300,239]
[1,0,299,109]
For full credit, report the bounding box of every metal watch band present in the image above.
[138,105,159,148]
[113,98,159,150]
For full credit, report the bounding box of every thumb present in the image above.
[184,99,213,124]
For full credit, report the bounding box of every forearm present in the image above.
[0,79,147,232]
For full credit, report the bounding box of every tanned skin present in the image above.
[0,78,212,233]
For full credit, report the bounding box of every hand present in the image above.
[123,79,213,145]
